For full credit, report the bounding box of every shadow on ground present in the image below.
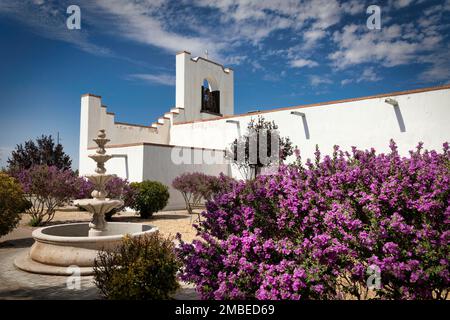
[0,238,34,249]
[112,213,190,222]
[0,286,100,300]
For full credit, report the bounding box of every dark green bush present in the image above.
[93,232,181,300]
[0,172,27,236]
[131,181,169,218]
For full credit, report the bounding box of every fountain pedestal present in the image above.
[73,198,123,236]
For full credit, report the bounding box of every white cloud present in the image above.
[341,67,382,85]
[290,58,319,68]
[341,79,353,86]
[0,0,448,85]
[263,71,285,82]
[419,50,450,82]
[341,0,365,15]
[302,28,327,49]
[191,0,345,50]
[90,0,226,61]
[225,55,248,65]
[127,73,176,86]
[389,0,415,9]
[329,23,441,69]
[309,75,332,87]
[329,13,450,83]
[420,64,450,82]
[84,0,365,65]
[359,67,382,82]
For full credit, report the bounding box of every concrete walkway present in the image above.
[0,247,100,300]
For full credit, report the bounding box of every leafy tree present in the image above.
[7,135,72,174]
[226,116,294,179]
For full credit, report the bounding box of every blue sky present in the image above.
[0,0,449,170]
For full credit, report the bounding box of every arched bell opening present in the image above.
[201,78,221,115]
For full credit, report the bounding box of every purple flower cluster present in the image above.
[176,141,450,300]
[75,177,94,199]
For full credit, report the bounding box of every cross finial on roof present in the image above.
[204,49,208,60]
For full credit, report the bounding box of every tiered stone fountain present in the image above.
[15,130,158,275]
[74,129,124,237]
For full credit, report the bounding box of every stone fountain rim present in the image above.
[32,222,158,243]
[73,198,124,205]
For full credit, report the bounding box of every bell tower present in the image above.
[175,51,234,123]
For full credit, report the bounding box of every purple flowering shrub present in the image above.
[172,172,236,214]
[203,173,236,201]
[17,165,79,226]
[75,177,94,199]
[172,172,207,214]
[176,141,450,300]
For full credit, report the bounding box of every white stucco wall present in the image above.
[170,87,450,179]
[175,51,234,123]
[142,144,229,210]
[81,145,145,182]
[78,94,169,177]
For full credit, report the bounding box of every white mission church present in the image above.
[79,51,450,210]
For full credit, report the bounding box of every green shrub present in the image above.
[93,232,181,300]
[131,181,169,218]
[0,172,27,237]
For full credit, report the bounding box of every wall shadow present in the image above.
[302,116,310,140]
[393,105,406,132]
[112,154,129,180]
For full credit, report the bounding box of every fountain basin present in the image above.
[15,222,158,275]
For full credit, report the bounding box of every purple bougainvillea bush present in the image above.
[17,165,79,226]
[176,141,450,300]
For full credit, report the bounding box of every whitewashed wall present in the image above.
[142,144,229,210]
[81,145,145,182]
[170,88,450,179]
[79,94,169,177]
